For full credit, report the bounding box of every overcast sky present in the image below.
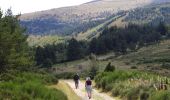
[0,0,93,14]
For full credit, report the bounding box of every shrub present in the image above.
[140,92,149,100]
[131,66,137,69]
[104,62,115,72]
[55,72,75,79]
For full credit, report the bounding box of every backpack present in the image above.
[74,75,79,80]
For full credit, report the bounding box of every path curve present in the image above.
[64,80,115,100]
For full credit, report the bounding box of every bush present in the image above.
[55,72,75,79]
[104,62,115,72]
[131,66,137,69]
[140,92,149,100]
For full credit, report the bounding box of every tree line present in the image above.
[35,22,169,67]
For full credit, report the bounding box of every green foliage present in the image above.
[55,72,75,79]
[27,35,64,47]
[104,62,115,72]
[43,58,53,68]
[149,91,170,100]
[67,38,87,61]
[89,24,162,55]
[0,72,67,100]
[0,9,67,100]
[88,55,99,79]
[125,5,170,26]
[0,9,33,73]
[95,70,170,100]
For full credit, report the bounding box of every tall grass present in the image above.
[149,90,170,100]
[95,70,170,100]
[0,72,67,100]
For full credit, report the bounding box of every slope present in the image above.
[20,0,159,35]
[53,40,170,76]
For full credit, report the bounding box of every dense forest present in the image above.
[35,22,169,67]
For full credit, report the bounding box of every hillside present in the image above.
[53,40,170,76]
[124,2,170,25]
[20,0,170,35]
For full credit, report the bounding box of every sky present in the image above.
[0,0,93,14]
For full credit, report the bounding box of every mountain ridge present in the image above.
[20,0,170,35]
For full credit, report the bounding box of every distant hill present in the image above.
[20,0,170,35]
[124,2,170,25]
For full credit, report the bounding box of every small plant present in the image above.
[104,62,115,72]
[131,66,137,69]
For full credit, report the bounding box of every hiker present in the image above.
[85,77,92,99]
[73,73,80,89]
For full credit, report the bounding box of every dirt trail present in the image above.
[64,80,115,100]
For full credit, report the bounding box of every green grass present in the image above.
[50,80,81,100]
[53,58,109,76]
[0,72,67,100]
[95,70,170,100]
[77,15,123,40]
[149,90,170,100]
[27,35,65,46]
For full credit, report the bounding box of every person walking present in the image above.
[73,73,80,89]
[85,77,92,99]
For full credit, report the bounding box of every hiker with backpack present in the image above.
[85,77,92,99]
[73,73,80,89]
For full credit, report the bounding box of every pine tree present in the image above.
[0,9,33,73]
[67,38,84,61]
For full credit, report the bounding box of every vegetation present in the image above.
[27,35,64,47]
[50,80,80,100]
[35,38,88,67]
[0,9,67,100]
[124,3,170,25]
[0,72,67,100]
[104,62,115,72]
[21,12,115,35]
[89,23,165,55]
[95,70,170,100]
[35,23,168,67]
[0,9,33,74]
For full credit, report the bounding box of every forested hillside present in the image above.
[20,0,163,35]
[124,3,170,25]
[34,23,169,67]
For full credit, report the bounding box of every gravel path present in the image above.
[64,80,115,100]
